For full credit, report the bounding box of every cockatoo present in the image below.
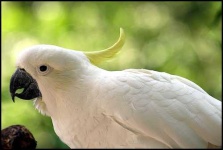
[10,28,221,148]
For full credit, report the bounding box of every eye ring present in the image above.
[37,64,52,75]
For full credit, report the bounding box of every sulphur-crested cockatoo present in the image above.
[10,28,221,148]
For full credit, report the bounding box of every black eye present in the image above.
[39,65,47,72]
[37,64,52,75]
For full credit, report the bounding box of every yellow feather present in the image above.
[84,28,125,65]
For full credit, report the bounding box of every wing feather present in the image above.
[100,69,221,148]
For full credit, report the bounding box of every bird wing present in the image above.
[99,69,221,148]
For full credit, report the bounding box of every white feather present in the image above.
[15,44,221,148]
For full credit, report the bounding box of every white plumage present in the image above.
[11,29,221,148]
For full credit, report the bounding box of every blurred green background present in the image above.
[1,1,222,148]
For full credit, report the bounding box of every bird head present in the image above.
[9,28,125,116]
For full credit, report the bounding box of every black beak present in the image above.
[10,68,42,102]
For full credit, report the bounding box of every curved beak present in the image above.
[9,68,42,102]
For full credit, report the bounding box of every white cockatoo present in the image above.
[10,28,221,148]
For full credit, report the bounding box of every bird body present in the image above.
[10,28,221,148]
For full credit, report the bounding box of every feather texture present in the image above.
[96,69,221,148]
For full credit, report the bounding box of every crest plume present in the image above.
[84,28,125,65]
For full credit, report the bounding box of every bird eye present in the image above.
[37,64,52,75]
[39,65,47,72]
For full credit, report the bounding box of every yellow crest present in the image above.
[84,28,125,65]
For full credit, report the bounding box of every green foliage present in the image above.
[2,1,221,148]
